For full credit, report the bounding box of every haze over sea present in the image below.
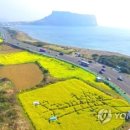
[12,25,130,56]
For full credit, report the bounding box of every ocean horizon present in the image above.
[12,25,130,56]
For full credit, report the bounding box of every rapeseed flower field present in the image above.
[19,79,130,130]
[0,51,130,129]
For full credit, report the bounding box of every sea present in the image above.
[11,25,130,56]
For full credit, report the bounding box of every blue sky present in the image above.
[0,0,130,28]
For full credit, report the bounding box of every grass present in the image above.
[44,44,76,54]
[19,79,130,130]
[0,38,3,44]
[0,80,33,130]
[0,81,17,129]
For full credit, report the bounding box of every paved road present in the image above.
[0,27,130,95]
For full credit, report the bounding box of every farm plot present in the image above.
[0,51,129,129]
[0,51,119,97]
[19,79,130,130]
[0,52,95,81]
[0,63,43,90]
[0,44,21,53]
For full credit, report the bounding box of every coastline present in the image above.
[7,27,130,58]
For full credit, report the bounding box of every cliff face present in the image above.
[32,11,97,26]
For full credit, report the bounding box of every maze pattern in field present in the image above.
[19,79,130,130]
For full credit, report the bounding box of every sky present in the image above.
[0,0,130,28]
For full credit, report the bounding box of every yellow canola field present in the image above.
[0,51,94,80]
[19,79,130,130]
[0,51,117,95]
[0,51,129,129]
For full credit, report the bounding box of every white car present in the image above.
[117,76,123,81]
[107,77,111,81]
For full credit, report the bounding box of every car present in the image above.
[102,65,106,68]
[39,48,46,52]
[88,60,93,63]
[99,70,104,74]
[80,61,89,67]
[59,52,64,56]
[116,66,121,72]
[106,77,111,81]
[96,76,103,82]
[101,68,106,72]
[117,76,123,81]
[75,52,81,57]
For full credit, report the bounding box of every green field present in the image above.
[19,79,130,130]
[0,51,130,129]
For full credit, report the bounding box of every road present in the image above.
[0,27,130,95]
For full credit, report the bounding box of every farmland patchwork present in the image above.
[0,51,130,130]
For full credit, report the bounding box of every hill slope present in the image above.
[32,11,97,26]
